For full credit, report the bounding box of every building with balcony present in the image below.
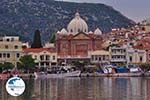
[109,45,127,65]
[23,48,57,69]
[0,36,23,66]
[89,50,110,66]
[127,48,146,64]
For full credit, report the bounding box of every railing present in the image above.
[58,55,90,59]
[111,59,127,62]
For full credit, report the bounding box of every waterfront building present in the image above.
[143,24,150,33]
[127,48,146,64]
[23,48,57,69]
[133,39,150,62]
[89,50,110,66]
[55,12,104,64]
[109,45,127,65]
[142,18,150,33]
[0,36,23,66]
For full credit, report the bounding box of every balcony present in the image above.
[58,55,90,59]
[111,59,127,62]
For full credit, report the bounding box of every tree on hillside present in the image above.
[19,55,35,73]
[31,30,42,48]
[50,33,55,43]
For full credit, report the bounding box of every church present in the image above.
[55,12,104,64]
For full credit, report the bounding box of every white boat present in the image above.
[34,70,81,79]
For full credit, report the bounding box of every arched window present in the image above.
[70,29,73,32]
[78,29,80,32]
[14,45,18,49]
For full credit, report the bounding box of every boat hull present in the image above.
[34,71,81,79]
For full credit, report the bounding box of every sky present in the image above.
[57,0,150,22]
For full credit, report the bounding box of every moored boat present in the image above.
[0,74,9,80]
[34,70,81,79]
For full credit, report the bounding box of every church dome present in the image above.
[94,28,102,35]
[57,31,61,34]
[67,12,88,34]
[60,28,68,35]
[89,31,93,34]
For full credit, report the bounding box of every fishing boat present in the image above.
[34,70,81,79]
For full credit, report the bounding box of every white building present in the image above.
[127,48,146,64]
[109,45,127,65]
[23,48,57,69]
[89,50,110,66]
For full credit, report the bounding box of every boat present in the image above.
[0,74,9,80]
[34,70,81,79]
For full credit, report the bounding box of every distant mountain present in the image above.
[0,0,135,42]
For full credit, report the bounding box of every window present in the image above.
[34,55,37,60]
[46,55,50,60]
[14,45,18,49]
[46,62,49,66]
[123,56,126,59]
[7,53,10,58]
[0,53,1,58]
[70,29,73,32]
[91,55,94,60]
[11,38,14,42]
[140,56,143,62]
[103,56,105,60]
[112,56,114,59]
[95,55,98,60]
[41,62,44,66]
[40,55,44,60]
[3,53,6,58]
[6,39,9,42]
[129,56,132,62]
[99,57,101,61]
[78,29,80,32]
[16,53,20,58]
[53,56,55,60]
[5,45,8,49]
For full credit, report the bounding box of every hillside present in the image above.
[0,0,135,42]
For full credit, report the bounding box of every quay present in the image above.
[80,72,150,77]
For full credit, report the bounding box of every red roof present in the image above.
[23,48,56,53]
[134,39,150,49]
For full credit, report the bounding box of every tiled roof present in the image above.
[23,48,56,53]
[134,39,150,49]
[90,50,109,55]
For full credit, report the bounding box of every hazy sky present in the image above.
[57,0,150,22]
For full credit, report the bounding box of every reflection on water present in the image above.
[0,77,150,100]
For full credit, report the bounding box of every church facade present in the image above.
[55,12,104,63]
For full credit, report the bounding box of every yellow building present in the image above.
[0,36,23,66]
[143,25,150,33]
